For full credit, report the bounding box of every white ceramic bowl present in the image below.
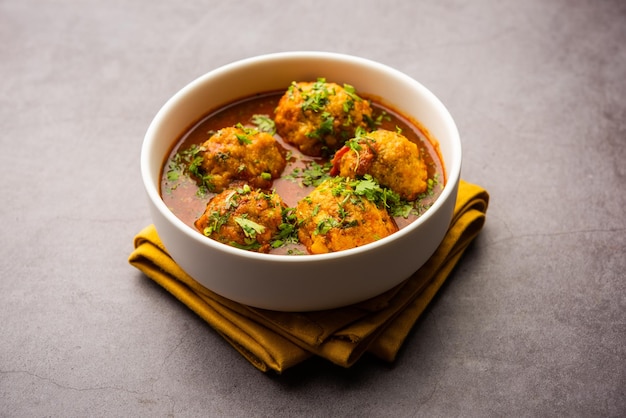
[142,51,461,311]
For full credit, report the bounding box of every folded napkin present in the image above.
[128,180,489,373]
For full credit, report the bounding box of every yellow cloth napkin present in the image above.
[129,180,489,373]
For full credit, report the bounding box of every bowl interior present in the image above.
[141,52,461,310]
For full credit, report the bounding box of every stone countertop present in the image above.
[1,0,624,416]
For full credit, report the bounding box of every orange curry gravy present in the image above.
[160,91,445,255]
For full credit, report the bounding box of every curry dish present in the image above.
[161,78,445,255]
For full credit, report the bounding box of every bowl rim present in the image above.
[141,51,462,263]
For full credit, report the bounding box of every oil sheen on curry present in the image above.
[160,78,445,255]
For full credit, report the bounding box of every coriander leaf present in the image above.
[301,161,332,187]
[315,217,339,235]
[251,114,276,135]
[270,208,300,249]
[342,83,363,102]
[234,217,266,239]
[235,133,252,145]
[203,210,229,236]
[353,177,379,196]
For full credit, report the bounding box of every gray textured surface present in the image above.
[1,0,625,416]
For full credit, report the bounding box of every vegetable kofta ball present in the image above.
[330,129,428,201]
[295,177,398,254]
[198,124,286,193]
[194,185,286,253]
[274,78,373,157]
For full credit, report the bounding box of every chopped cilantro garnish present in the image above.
[235,184,252,195]
[353,176,379,197]
[235,133,252,145]
[300,78,331,113]
[342,100,354,113]
[169,144,214,196]
[202,210,229,236]
[316,217,339,235]
[306,112,334,140]
[337,174,409,217]
[342,83,363,102]
[364,111,390,130]
[234,122,258,144]
[270,207,300,249]
[166,162,181,181]
[283,161,332,187]
[230,240,262,251]
[251,114,276,134]
[234,216,266,239]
